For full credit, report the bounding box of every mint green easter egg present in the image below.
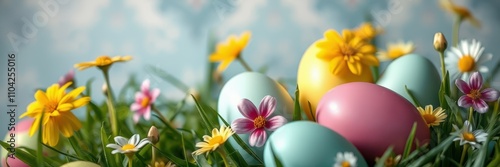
[264,121,368,167]
[377,54,441,107]
[218,72,294,165]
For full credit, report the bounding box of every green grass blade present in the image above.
[100,124,116,167]
[146,65,190,92]
[402,122,417,159]
[408,136,454,167]
[270,144,284,167]
[293,86,302,121]
[375,146,393,167]
[405,85,421,107]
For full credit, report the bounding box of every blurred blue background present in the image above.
[1,0,499,145]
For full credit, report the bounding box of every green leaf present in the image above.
[402,122,417,159]
[293,86,302,121]
[42,143,82,160]
[36,111,44,167]
[146,65,190,93]
[375,146,393,167]
[408,136,455,167]
[0,141,60,167]
[445,95,463,127]
[100,124,116,167]
[308,101,315,122]
[438,71,451,109]
[153,145,195,167]
[192,95,217,132]
[404,85,421,107]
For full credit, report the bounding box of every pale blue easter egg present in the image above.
[263,121,368,167]
[218,72,294,165]
[377,54,441,107]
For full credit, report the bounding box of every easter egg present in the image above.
[61,161,100,167]
[316,82,430,164]
[297,41,374,120]
[263,121,368,167]
[377,54,441,107]
[218,72,294,165]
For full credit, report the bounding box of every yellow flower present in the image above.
[376,41,415,61]
[148,161,176,167]
[439,0,480,27]
[417,105,447,127]
[316,29,379,75]
[20,82,90,146]
[353,22,380,41]
[74,55,132,71]
[209,31,251,72]
[193,125,234,156]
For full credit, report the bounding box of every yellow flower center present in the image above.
[341,161,351,167]
[121,144,136,151]
[95,56,113,66]
[467,89,481,100]
[340,44,356,57]
[457,55,475,72]
[388,48,405,59]
[422,114,437,125]
[254,116,266,129]
[141,97,150,108]
[208,136,223,145]
[45,101,58,113]
[463,132,476,141]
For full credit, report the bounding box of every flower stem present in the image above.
[151,105,168,123]
[151,145,157,166]
[217,148,236,167]
[468,107,474,125]
[459,144,468,166]
[101,69,118,136]
[438,51,446,80]
[127,154,134,167]
[452,17,463,47]
[237,57,253,72]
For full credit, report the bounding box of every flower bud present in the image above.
[101,83,108,96]
[434,32,447,52]
[148,126,160,144]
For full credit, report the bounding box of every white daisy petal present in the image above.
[114,136,128,146]
[107,134,149,155]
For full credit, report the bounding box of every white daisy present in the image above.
[334,152,357,167]
[451,120,488,149]
[376,41,415,61]
[444,39,492,81]
[106,134,150,155]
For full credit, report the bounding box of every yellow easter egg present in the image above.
[297,41,374,120]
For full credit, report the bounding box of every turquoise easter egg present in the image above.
[377,54,441,107]
[218,72,294,165]
[264,121,368,167]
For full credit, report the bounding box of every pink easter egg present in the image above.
[316,82,430,164]
[2,119,34,167]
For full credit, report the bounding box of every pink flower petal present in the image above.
[472,99,488,113]
[130,103,142,111]
[455,79,471,94]
[481,88,499,102]
[265,115,287,131]
[133,113,140,123]
[231,118,256,134]
[238,99,259,119]
[143,107,151,120]
[141,79,151,93]
[458,96,473,108]
[150,88,161,102]
[259,95,276,118]
[249,129,267,147]
[135,92,146,102]
[469,72,483,90]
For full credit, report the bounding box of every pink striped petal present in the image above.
[135,92,146,102]
[150,88,161,102]
[143,107,151,120]
[231,118,255,134]
[133,113,140,123]
[238,99,259,119]
[481,88,499,102]
[469,72,483,90]
[455,79,471,94]
[458,96,473,108]
[141,79,151,93]
[259,95,276,118]
[249,129,267,147]
[130,103,142,111]
[472,99,488,113]
[265,115,287,131]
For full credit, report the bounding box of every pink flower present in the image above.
[131,79,160,123]
[58,70,75,86]
[456,72,499,113]
[231,95,287,147]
